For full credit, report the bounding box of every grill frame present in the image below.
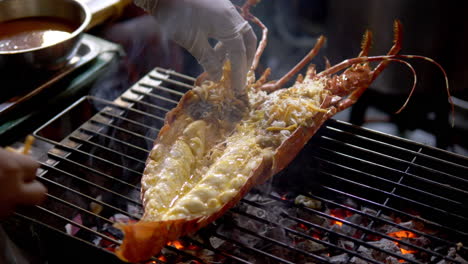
[7,67,468,264]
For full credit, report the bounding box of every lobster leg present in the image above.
[331,21,402,111]
[306,64,317,78]
[358,30,373,57]
[261,36,326,93]
[253,68,271,88]
[371,20,403,81]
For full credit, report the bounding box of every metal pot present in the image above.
[0,0,91,71]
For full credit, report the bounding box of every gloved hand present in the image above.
[134,0,257,96]
[0,148,47,219]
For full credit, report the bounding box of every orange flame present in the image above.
[157,255,167,262]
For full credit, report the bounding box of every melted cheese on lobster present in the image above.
[140,69,330,222]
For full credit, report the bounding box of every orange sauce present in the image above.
[0,16,77,52]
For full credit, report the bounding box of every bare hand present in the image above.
[0,148,47,219]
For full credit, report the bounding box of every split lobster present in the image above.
[115,2,451,262]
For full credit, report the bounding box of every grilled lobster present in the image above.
[115,3,451,262]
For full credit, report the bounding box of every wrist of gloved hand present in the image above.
[133,0,159,13]
[133,0,257,96]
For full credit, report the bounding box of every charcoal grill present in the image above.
[7,68,468,264]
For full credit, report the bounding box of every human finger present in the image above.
[225,36,248,96]
[185,33,223,82]
[13,153,39,183]
[19,180,47,205]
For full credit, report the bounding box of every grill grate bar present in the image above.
[148,74,194,90]
[40,163,142,207]
[93,97,166,123]
[51,141,144,175]
[320,135,468,189]
[121,96,174,114]
[242,195,459,264]
[314,153,467,208]
[320,185,468,238]
[99,111,161,133]
[13,212,119,259]
[154,67,197,82]
[129,88,179,105]
[301,192,465,250]
[45,193,115,226]
[284,213,424,264]
[230,221,335,264]
[79,127,150,154]
[230,207,382,264]
[34,205,121,245]
[163,245,209,264]
[264,195,459,263]
[68,135,146,165]
[325,122,468,173]
[89,119,155,142]
[212,232,298,264]
[36,173,140,219]
[47,152,140,190]
[318,170,468,222]
[183,237,253,264]
[138,82,186,97]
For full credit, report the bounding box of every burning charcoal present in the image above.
[338,240,354,249]
[436,247,468,264]
[410,235,431,248]
[279,216,298,228]
[295,239,326,253]
[359,239,401,262]
[101,224,124,240]
[295,195,322,209]
[385,256,401,264]
[330,253,349,264]
[90,195,103,214]
[362,207,377,216]
[350,256,370,264]
[296,209,326,226]
[387,221,415,233]
[341,214,362,236]
[343,198,358,209]
[110,213,132,224]
[245,205,267,219]
[209,237,225,249]
[65,214,82,236]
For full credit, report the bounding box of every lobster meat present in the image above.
[115,3,451,263]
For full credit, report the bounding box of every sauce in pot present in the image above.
[0,17,77,52]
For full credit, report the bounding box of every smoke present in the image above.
[89,15,184,101]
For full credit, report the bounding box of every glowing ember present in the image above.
[400,248,417,255]
[187,244,201,251]
[330,213,343,227]
[280,195,288,200]
[388,231,417,239]
[312,233,321,240]
[388,230,418,258]
[167,240,185,250]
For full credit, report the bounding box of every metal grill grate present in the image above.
[12,68,468,263]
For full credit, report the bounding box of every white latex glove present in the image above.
[134,0,257,96]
